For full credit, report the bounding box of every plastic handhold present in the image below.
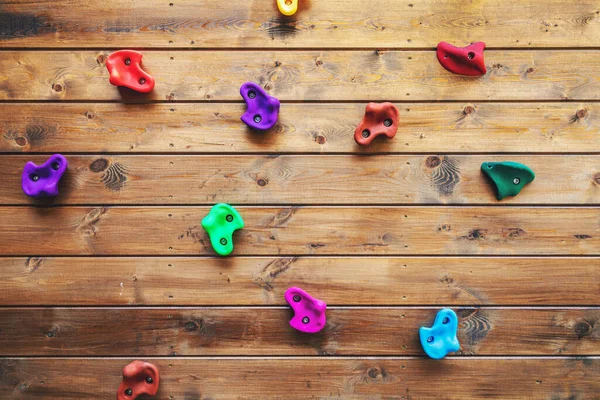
[481,162,535,200]
[240,82,280,131]
[277,0,298,16]
[437,42,487,76]
[419,308,460,360]
[117,360,159,400]
[21,154,68,198]
[201,203,244,256]
[354,102,399,146]
[106,50,155,93]
[284,287,327,333]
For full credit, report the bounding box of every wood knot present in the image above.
[96,54,107,65]
[15,137,27,146]
[52,83,63,92]
[441,274,454,285]
[367,367,384,380]
[463,105,475,115]
[184,320,199,332]
[85,111,96,120]
[264,83,272,91]
[592,172,600,186]
[316,59,323,66]
[425,156,441,168]
[315,134,326,144]
[438,224,451,232]
[257,178,268,187]
[577,108,588,119]
[575,321,593,339]
[90,158,109,173]
[526,67,534,73]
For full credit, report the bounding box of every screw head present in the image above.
[467,52,475,59]
[383,119,393,127]
[513,178,520,185]
[139,78,146,85]
[293,295,301,302]
[427,336,434,343]
[442,317,449,324]
[52,162,60,170]
[220,238,227,245]
[362,129,370,138]
[302,316,310,324]
[125,388,133,396]
[124,58,131,66]
[146,376,153,384]
[254,115,262,123]
[31,174,40,182]
[226,214,233,222]
[248,91,256,99]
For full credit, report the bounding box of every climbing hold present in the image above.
[117,360,159,400]
[354,102,399,146]
[419,308,460,360]
[106,50,155,93]
[21,154,68,198]
[481,162,535,200]
[201,203,244,256]
[240,82,280,131]
[285,287,327,333]
[437,42,487,76]
[277,0,298,16]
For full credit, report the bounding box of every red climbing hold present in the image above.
[436,42,487,76]
[117,361,159,400]
[354,102,399,146]
[106,50,155,93]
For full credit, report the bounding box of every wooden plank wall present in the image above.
[0,0,599,398]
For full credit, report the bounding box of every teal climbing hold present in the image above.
[481,162,535,200]
[419,308,460,360]
[201,203,244,256]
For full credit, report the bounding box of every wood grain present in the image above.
[1,307,599,356]
[4,155,600,205]
[0,207,597,256]
[2,50,600,101]
[2,257,598,306]
[1,0,599,48]
[1,103,599,154]
[1,358,598,399]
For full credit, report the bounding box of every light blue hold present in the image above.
[419,308,460,360]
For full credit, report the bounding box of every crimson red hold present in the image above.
[106,50,155,93]
[436,42,487,76]
[117,361,159,400]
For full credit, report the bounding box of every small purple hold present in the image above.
[21,154,68,198]
[240,82,280,131]
[285,287,327,334]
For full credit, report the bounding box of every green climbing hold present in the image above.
[481,162,535,200]
[201,203,244,256]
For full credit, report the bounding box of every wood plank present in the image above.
[1,50,600,101]
[0,207,597,256]
[0,358,598,399]
[2,257,598,306]
[1,308,599,356]
[1,0,599,48]
[1,103,599,154]
[3,155,600,205]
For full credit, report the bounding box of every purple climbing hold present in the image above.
[21,154,68,198]
[285,287,327,334]
[240,82,280,131]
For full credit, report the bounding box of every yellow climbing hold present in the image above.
[277,0,298,16]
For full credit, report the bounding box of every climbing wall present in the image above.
[1,0,600,398]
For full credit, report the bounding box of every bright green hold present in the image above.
[201,203,244,256]
[481,162,535,200]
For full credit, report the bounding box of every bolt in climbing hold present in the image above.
[106,50,155,93]
[117,361,159,400]
[481,162,535,200]
[419,308,460,360]
[240,82,280,131]
[436,42,487,76]
[201,203,244,256]
[22,154,68,198]
[285,287,327,333]
[354,102,399,146]
[277,0,298,16]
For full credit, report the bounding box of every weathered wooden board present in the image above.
[1,50,600,101]
[1,0,599,48]
[2,257,598,306]
[0,207,597,256]
[1,358,598,399]
[1,307,598,356]
[4,155,600,205]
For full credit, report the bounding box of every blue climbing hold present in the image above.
[419,308,460,360]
